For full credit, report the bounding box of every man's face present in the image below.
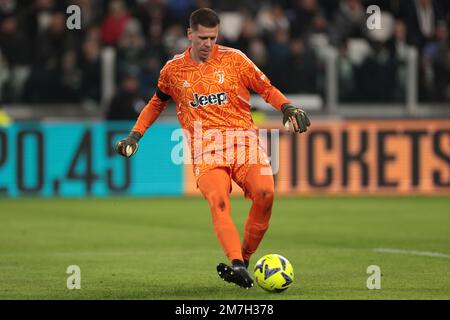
[188,24,219,62]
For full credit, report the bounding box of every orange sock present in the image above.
[241,166,274,262]
[198,168,243,262]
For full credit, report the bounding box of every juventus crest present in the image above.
[215,70,225,84]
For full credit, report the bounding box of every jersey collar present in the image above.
[185,44,219,65]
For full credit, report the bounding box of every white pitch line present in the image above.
[373,248,450,259]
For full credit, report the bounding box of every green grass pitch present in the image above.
[0,196,449,299]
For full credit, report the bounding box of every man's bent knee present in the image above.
[205,191,229,212]
[252,188,274,203]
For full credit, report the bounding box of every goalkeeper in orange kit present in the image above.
[115,8,310,289]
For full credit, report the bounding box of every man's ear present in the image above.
[187,28,192,40]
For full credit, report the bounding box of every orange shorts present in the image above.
[193,143,272,195]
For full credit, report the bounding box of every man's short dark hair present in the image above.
[189,8,220,30]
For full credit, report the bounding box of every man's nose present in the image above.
[205,39,211,47]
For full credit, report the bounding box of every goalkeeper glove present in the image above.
[115,131,141,158]
[281,103,311,133]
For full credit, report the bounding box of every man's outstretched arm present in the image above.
[239,52,311,133]
[115,88,171,158]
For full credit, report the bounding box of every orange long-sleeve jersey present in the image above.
[132,44,290,137]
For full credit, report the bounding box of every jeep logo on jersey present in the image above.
[189,92,227,108]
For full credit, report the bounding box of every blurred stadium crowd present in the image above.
[0,0,449,118]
